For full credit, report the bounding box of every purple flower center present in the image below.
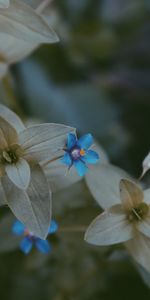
[71,147,81,160]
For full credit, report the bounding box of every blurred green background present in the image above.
[1,0,150,299]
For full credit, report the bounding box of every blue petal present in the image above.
[20,237,33,254]
[74,160,88,177]
[49,220,58,234]
[35,239,51,254]
[82,150,99,164]
[61,152,72,166]
[67,133,77,149]
[77,134,93,150]
[12,220,25,236]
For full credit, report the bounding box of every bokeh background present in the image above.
[1,0,150,299]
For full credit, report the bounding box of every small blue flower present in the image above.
[12,220,58,255]
[61,133,99,176]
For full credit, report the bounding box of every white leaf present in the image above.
[5,158,31,190]
[0,0,59,43]
[144,189,150,204]
[44,158,81,193]
[86,164,130,209]
[141,152,150,178]
[0,116,18,146]
[91,142,109,166]
[19,123,76,161]
[0,127,8,149]
[3,35,38,63]
[85,208,133,246]
[0,104,25,133]
[119,179,143,210]
[138,219,150,239]
[2,164,52,239]
[22,0,44,10]
[137,265,150,288]
[125,234,150,273]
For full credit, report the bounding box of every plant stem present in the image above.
[42,155,63,167]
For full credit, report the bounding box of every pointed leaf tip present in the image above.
[141,152,150,178]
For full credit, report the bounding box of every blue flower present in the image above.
[12,220,58,255]
[61,133,99,176]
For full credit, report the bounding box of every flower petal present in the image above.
[120,179,143,210]
[49,220,58,234]
[86,164,129,209]
[0,104,25,133]
[82,150,99,164]
[61,152,72,166]
[74,160,88,177]
[125,234,150,273]
[35,239,51,253]
[0,116,18,147]
[144,189,150,204]
[12,220,25,235]
[5,158,31,190]
[0,0,59,43]
[141,152,150,178]
[1,35,38,65]
[138,218,150,239]
[67,133,77,149]
[2,164,52,239]
[19,124,75,162]
[85,209,133,246]
[0,127,8,149]
[44,158,81,193]
[20,237,33,254]
[77,133,93,150]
